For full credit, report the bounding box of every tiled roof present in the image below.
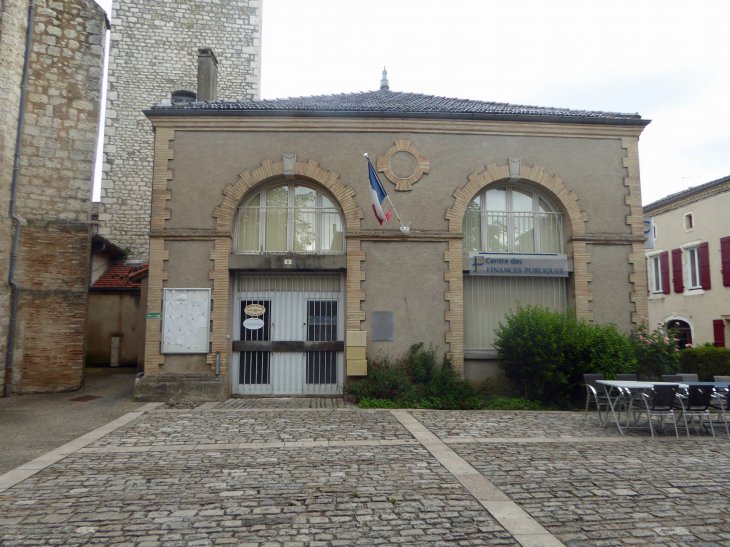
[147,90,648,125]
[644,174,730,213]
[92,264,147,290]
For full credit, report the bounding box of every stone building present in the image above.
[644,175,730,347]
[98,0,263,262]
[135,72,651,401]
[0,0,107,394]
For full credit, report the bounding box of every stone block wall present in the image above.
[0,0,31,392]
[99,0,262,261]
[0,0,107,394]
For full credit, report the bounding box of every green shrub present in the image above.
[345,344,482,410]
[678,346,730,381]
[493,305,636,407]
[629,319,680,379]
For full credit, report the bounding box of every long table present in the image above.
[595,380,730,436]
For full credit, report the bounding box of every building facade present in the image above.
[98,0,263,261]
[0,0,107,394]
[134,77,651,401]
[644,175,730,348]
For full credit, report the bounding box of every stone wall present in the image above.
[99,0,262,261]
[0,0,107,394]
[0,0,31,392]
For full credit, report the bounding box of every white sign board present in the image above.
[161,288,211,354]
[469,253,569,277]
[643,217,655,249]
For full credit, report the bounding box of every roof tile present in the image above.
[92,264,145,290]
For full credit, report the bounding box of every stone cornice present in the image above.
[570,234,645,245]
[146,116,646,139]
[149,229,231,240]
[346,230,464,242]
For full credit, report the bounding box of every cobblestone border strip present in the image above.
[391,410,565,547]
[77,438,420,454]
[0,403,163,495]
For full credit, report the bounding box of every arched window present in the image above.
[666,319,693,349]
[463,184,563,254]
[235,182,344,253]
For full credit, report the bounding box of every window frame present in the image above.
[646,251,664,294]
[462,183,564,254]
[233,181,345,254]
[680,241,702,291]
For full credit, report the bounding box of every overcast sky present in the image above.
[93,0,730,205]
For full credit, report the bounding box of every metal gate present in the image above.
[232,274,344,396]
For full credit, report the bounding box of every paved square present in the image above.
[1,404,729,546]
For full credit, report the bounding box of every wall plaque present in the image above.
[372,311,394,341]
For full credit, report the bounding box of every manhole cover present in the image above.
[69,395,101,402]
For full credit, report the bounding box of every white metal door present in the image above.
[232,274,344,396]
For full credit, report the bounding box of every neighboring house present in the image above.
[644,175,730,348]
[85,262,147,369]
[0,0,107,395]
[134,67,650,402]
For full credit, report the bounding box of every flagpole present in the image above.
[364,154,410,231]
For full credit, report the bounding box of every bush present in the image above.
[629,319,680,380]
[493,305,636,407]
[678,346,730,380]
[345,343,482,410]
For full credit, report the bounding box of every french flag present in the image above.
[367,156,392,225]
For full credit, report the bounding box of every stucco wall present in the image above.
[167,131,631,236]
[647,191,730,345]
[85,292,141,366]
[588,244,634,330]
[161,240,215,373]
[361,241,449,358]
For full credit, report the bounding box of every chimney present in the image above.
[197,48,218,101]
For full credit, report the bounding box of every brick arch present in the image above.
[213,158,364,233]
[206,158,367,378]
[442,162,593,373]
[445,162,588,238]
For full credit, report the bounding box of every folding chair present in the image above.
[627,384,680,440]
[583,374,607,421]
[678,385,716,439]
[616,374,637,381]
[710,390,730,439]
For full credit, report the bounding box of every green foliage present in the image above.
[628,319,680,380]
[345,344,482,410]
[493,305,637,407]
[678,346,730,381]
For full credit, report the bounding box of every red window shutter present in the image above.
[699,242,711,290]
[671,248,683,293]
[721,236,730,287]
[714,319,726,348]
[660,251,670,294]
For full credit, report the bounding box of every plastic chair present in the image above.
[678,385,716,439]
[628,385,680,440]
[583,374,607,421]
[616,374,637,381]
[662,375,683,382]
[714,376,730,382]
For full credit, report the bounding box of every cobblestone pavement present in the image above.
[214,398,355,410]
[1,405,729,547]
[85,409,411,448]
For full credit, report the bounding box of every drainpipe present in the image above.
[4,0,36,397]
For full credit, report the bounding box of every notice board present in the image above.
[161,288,211,354]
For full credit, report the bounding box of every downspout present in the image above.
[4,0,36,397]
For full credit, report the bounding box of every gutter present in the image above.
[4,0,36,397]
[143,107,652,127]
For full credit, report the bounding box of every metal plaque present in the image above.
[372,311,394,341]
[468,253,569,277]
[243,303,266,317]
[243,318,265,330]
